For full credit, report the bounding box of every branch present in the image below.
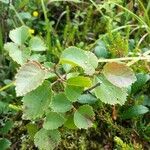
[98,56,150,63]
[83,82,101,94]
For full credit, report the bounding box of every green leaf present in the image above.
[9,26,29,45]
[94,40,108,58]
[34,128,61,150]
[22,81,52,120]
[0,101,8,114]
[0,138,11,150]
[0,0,9,4]
[4,42,30,65]
[29,36,47,51]
[29,54,46,62]
[26,123,38,140]
[94,76,128,105]
[65,85,83,102]
[74,105,95,129]
[103,62,136,88]
[15,61,46,96]
[121,105,149,119]
[64,115,77,129]
[50,93,72,113]
[67,76,92,87]
[60,46,98,75]
[131,73,150,94]
[0,120,14,134]
[78,94,97,104]
[43,112,66,130]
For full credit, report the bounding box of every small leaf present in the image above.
[29,54,46,62]
[34,128,61,150]
[9,26,29,45]
[0,138,11,150]
[22,81,52,120]
[29,36,47,51]
[60,46,98,75]
[50,93,72,113]
[15,61,46,96]
[26,123,38,140]
[0,0,9,4]
[0,120,14,134]
[131,73,150,94]
[74,105,95,129]
[65,85,83,102]
[67,76,92,87]
[121,105,149,119]
[103,62,136,88]
[94,40,108,58]
[94,75,128,105]
[4,42,30,65]
[43,112,66,130]
[64,115,77,129]
[78,94,97,104]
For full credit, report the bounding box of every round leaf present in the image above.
[4,42,30,65]
[103,62,136,88]
[9,26,29,45]
[50,93,72,113]
[22,81,52,120]
[15,61,46,96]
[74,105,95,129]
[94,76,128,105]
[29,36,47,51]
[65,85,83,102]
[43,112,65,130]
[60,46,98,75]
[34,128,61,150]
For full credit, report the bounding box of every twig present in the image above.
[98,56,150,63]
[0,81,15,92]
[83,82,101,94]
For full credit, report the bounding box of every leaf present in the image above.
[0,0,9,4]
[78,94,97,104]
[34,128,61,150]
[29,36,47,51]
[74,105,95,129]
[50,93,72,113]
[0,138,11,150]
[9,26,29,45]
[93,40,108,58]
[0,101,9,114]
[26,123,38,140]
[64,115,77,129]
[65,85,83,102]
[103,62,136,88]
[43,112,66,130]
[131,73,150,94]
[121,105,149,119]
[67,76,92,87]
[4,42,30,65]
[60,46,98,75]
[22,81,52,120]
[29,54,46,62]
[15,61,46,96]
[0,120,14,134]
[94,76,128,105]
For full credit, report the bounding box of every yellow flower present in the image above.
[32,11,39,17]
[29,29,35,34]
